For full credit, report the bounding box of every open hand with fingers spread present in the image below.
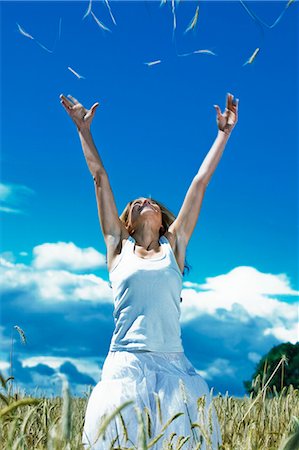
[214,93,239,136]
[60,94,99,131]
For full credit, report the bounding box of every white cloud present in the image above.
[264,324,299,343]
[0,206,23,214]
[22,355,103,383]
[0,182,35,215]
[0,183,13,201]
[248,352,262,364]
[0,356,102,397]
[0,250,112,304]
[195,358,235,381]
[181,266,298,343]
[0,361,10,371]
[197,266,298,296]
[183,266,298,300]
[32,241,106,271]
[0,251,16,263]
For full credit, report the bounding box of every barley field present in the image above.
[1,371,298,450]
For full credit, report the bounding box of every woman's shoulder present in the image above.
[106,228,131,273]
[163,230,187,275]
[120,228,132,249]
[163,230,176,252]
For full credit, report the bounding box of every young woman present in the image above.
[60,92,238,449]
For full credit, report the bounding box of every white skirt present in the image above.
[82,350,222,449]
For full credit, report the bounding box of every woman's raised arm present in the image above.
[168,93,239,246]
[59,94,126,246]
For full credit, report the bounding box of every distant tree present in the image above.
[244,342,299,395]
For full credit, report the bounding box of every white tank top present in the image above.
[108,235,184,352]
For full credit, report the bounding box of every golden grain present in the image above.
[0,370,298,449]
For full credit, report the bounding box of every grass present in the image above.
[4,328,299,448]
[0,369,298,450]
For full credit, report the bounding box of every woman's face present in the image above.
[128,198,162,230]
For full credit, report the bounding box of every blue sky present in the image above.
[1,0,298,398]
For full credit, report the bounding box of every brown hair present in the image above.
[119,197,191,277]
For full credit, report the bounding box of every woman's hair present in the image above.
[119,197,191,277]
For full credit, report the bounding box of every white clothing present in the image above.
[109,235,184,352]
[82,350,222,449]
[82,235,222,449]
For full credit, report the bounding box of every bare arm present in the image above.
[197,129,230,186]
[77,126,105,180]
[60,94,125,245]
[78,128,125,244]
[169,93,239,245]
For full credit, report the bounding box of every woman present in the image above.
[60,92,238,449]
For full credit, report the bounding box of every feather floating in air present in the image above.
[91,10,111,32]
[17,23,34,39]
[184,5,199,33]
[36,41,53,53]
[104,0,117,25]
[243,47,260,66]
[240,0,295,29]
[171,0,176,34]
[178,49,216,57]
[68,66,85,79]
[144,60,162,66]
[50,17,62,53]
[83,0,92,19]
[16,22,53,53]
[58,17,62,40]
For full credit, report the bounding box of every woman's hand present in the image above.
[60,94,99,132]
[213,93,239,136]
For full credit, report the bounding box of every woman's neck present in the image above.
[131,229,161,250]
